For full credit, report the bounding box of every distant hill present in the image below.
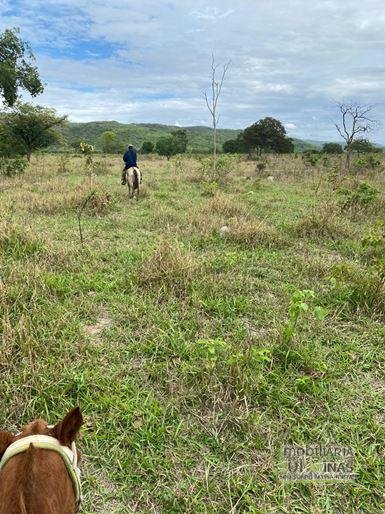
[291,138,327,152]
[60,121,240,153]
[58,121,327,153]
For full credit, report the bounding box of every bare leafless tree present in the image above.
[334,102,376,171]
[204,54,230,175]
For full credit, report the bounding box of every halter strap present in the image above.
[0,435,82,507]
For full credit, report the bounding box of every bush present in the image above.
[337,181,379,210]
[354,155,382,171]
[197,154,236,185]
[0,157,28,177]
[85,190,113,216]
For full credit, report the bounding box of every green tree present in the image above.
[141,141,154,154]
[156,136,174,160]
[243,117,293,155]
[98,130,117,153]
[171,129,188,154]
[222,133,245,153]
[0,119,24,157]
[322,142,343,154]
[1,102,67,161]
[350,138,381,154]
[0,28,44,107]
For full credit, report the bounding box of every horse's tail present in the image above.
[133,168,139,190]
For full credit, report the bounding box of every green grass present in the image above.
[1,153,385,512]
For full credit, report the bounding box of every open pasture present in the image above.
[1,153,385,513]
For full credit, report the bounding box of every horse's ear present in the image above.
[51,407,83,446]
[0,431,14,458]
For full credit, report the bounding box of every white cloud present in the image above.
[1,0,385,142]
[284,123,297,130]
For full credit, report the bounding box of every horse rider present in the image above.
[121,144,138,185]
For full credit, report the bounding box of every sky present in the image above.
[1,0,385,142]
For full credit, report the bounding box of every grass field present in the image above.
[1,153,385,513]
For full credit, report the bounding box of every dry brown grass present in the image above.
[203,193,248,218]
[224,217,281,248]
[138,239,201,293]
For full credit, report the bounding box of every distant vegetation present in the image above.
[54,120,344,155]
[58,121,241,154]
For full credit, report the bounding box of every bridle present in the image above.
[0,433,82,509]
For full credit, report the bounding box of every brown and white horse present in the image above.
[0,407,83,514]
[125,166,141,199]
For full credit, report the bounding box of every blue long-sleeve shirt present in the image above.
[123,149,137,168]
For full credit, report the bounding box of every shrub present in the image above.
[354,155,382,171]
[0,157,28,177]
[85,190,113,216]
[197,154,236,185]
[337,181,379,210]
[201,181,218,197]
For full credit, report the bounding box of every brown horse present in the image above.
[0,407,83,514]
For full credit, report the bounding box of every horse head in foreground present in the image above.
[0,407,83,514]
[125,166,141,199]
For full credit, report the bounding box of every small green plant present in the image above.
[282,289,328,346]
[0,157,28,177]
[337,181,379,210]
[201,181,218,197]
